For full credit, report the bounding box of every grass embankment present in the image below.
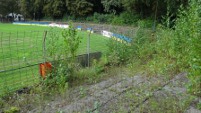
[0,23,109,95]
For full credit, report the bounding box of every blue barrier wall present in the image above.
[13,21,50,25]
[112,33,132,43]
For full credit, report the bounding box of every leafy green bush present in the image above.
[152,0,201,94]
[85,16,94,22]
[120,11,139,25]
[44,22,81,89]
[133,0,201,93]
[131,27,153,59]
[92,12,114,23]
[111,12,140,26]
[173,0,201,95]
[106,0,201,97]
[137,19,153,28]
[107,5,191,77]
[107,39,133,65]
[111,16,124,25]
[86,12,141,26]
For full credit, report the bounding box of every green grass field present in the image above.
[0,23,109,96]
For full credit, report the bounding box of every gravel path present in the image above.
[27,72,201,113]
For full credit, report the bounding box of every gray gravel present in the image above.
[28,72,200,113]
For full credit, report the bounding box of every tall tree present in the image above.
[0,0,20,16]
[88,0,104,13]
[101,0,122,14]
[121,0,188,18]
[52,0,66,18]
[43,0,66,19]
[33,0,44,20]
[66,0,93,16]
[20,0,35,19]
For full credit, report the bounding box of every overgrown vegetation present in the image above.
[107,0,201,96]
[41,22,109,91]
[0,0,201,112]
[43,22,82,91]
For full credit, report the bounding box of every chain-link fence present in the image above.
[0,22,136,96]
[73,22,137,38]
[0,31,44,95]
[0,29,109,96]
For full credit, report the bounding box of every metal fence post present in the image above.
[87,29,92,67]
[43,31,47,63]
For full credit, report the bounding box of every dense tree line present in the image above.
[0,0,188,21]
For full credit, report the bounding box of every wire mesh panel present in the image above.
[0,29,109,96]
[0,31,45,95]
[77,32,109,55]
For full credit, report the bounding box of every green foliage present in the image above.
[111,16,124,25]
[62,22,81,59]
[106,0,200,79]
[44,22,81,89]
[4,107,20,113]
[43,0,66,19]
[175,0,201,95]
[33,0,44,20]
[88,12,114,23]
[106,27,154,67]
[138,94,194,113]
[4,0,187,23]
[74,58,107,84]
[111,11,139,25]
[107,39,132,65]
[101,0,122,13]
[86,12,141,25]
[127,17,190,76]
[130,27,154,60]
[137,19,153,28]
[0,0,19,16]
[121,0,188,18]
[20,0,35,19]
[120,11,139,25]
[66,0,93,16]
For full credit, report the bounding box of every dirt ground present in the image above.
[1,69,199,113]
